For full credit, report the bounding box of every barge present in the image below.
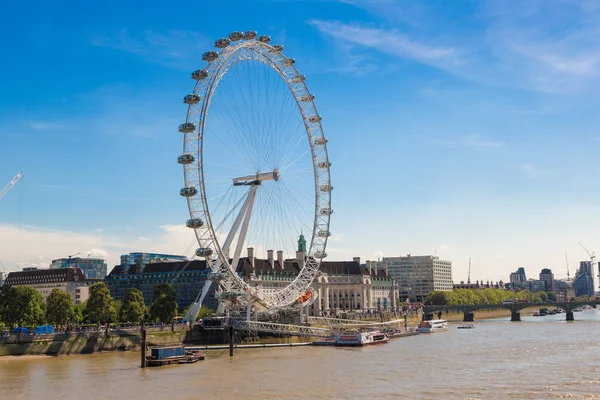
[145,346,205,367]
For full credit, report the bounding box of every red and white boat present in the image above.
[334,330,389,347]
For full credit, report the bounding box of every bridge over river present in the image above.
[423,301,600,322]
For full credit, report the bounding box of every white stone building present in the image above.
[238,238,399,316]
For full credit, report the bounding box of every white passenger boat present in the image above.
[334,330,389,346]
[417,319,448,333]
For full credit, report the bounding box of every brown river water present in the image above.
[1,310,600,399]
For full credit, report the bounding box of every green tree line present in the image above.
[424,288,562,306]
[0,282,213,330]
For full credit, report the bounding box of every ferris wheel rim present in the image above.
[180,33,332,309]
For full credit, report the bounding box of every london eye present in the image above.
[178,31,332,321]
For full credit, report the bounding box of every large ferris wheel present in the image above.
[178,31,332,321]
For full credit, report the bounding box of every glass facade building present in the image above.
[50,257,108,279]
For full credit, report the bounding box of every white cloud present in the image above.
[0,223,198,273]
[520,162,558,179]
[311,2,600,93]
[309,19,460,69]
[92,29,209,69]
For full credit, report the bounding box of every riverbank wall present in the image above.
[0,328,227,357]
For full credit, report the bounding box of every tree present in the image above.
[150,283,178,323]
[72,303,84,325]
[536,291,548,303]
[0,285,20,327]
[546,292,557,302]
[87,283,116,326]
[46,289,74,330]
[120,288,148,324]
[11,286,46,327]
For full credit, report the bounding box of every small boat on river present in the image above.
[145,346,205,367]
[334,330,388,346]
[457,324,474,329]
[417,319,448,333]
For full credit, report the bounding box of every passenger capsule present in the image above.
[191,70,208,80]
[177,154,195,164]
[183,94,201,105]
[208,272,224,282]
[291,75,306,83]
[282,58,295,66]
[313,251,327,259]
[308,115,322,123]
[244,30,257,40]
[313,137,327,145]
[214,38,231,48]
[178,122,196,133]
[258,35,271,43]
[186,218,204,228]
[318,230,331,238]
[202,51,218,62]
[229,31,244,41]
[320,207,333,215]
[300,94,315,102]
[180,187,198,197]
[271,44,284,52]
[320,184,333,192]
[195,247,213,257]
[318,161,331,169]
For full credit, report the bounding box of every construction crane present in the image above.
[0,172,24,201]
[578,242,597,288]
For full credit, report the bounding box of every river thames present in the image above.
[1,310,600,399]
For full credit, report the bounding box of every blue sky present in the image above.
[1,0,600,284]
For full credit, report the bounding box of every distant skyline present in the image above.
[1,0,600,283]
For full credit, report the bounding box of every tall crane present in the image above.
[578,242,597,289]
[0,172,24,201]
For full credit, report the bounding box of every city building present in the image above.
[554,279,575,302]
[120,252,187,271]
[527,279,546,293]
[105,237,399,316]
[574,261,594,297]
[50,257,108,279]
[383,255,453,302]
[104,259,217,311]
[239,247,399,315]
[539,268,554,293]
[0,271,6,286]
[3,267,97,304]
[510,267,527,285]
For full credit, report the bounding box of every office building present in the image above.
[383,255,453,302]
[539,268,554,293]
[104,259,217,311]
[50,257,108,279]
[3,267,97,304]
[574,261,594,297]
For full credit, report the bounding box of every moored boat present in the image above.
[417,319,448,333]
[457,324,474,329]
[334,330,388,346]
[145,346,205,367]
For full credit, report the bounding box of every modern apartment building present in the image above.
[539,268,554,293]
[50,257,108,279]
[383,255,453,302]
[575,261,594,297]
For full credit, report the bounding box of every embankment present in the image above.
[0,328,224,357]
